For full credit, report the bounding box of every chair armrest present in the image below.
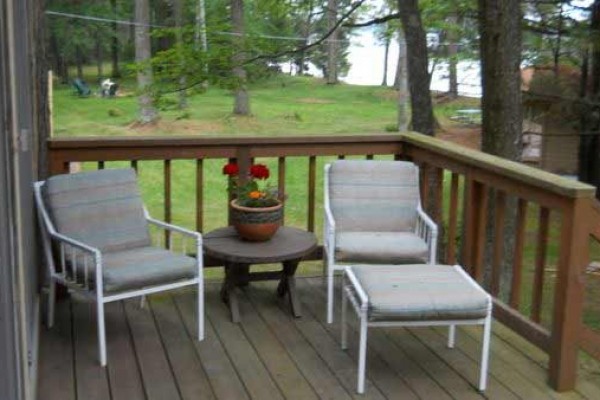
[416,205,438,265]
[49,231,101,257]
[323,163,336,251]
[48,232,105,293]
[417,206,437,234]
[146,217,203,243]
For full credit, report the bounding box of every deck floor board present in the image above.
[37,277,600,400]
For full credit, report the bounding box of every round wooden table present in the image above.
[203,226,318,322]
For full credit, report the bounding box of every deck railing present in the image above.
[47,131,598,391]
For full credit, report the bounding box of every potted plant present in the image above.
[223,162,283,241]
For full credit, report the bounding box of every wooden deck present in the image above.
[38,277,600,400]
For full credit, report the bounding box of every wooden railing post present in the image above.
[549,196,592,391]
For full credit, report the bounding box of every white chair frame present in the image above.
[323,163,439,323]
[34,181,204,367]
[341,266,493,394]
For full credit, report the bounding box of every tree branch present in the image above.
[343,12,400,28]
[242,0,367,65]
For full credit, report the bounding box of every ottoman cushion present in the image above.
[352,264,490,322]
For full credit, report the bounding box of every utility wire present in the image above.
[45,10,349,43]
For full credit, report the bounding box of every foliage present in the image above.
[522,1,592,67]
[222,162,280,207]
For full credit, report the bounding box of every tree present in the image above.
[374,15,395,86]
[195,0,209,87]
[578,0,600,196]
[479,0,522,160]
[231,0,250,115]
[135,0,158,123]
[327,0,339,84]
[397,29,409,130]
[110,0,120,78]
[398,0,435,136]
[447,12,459,97]
[478,0,522,299]
[174,0,187,109]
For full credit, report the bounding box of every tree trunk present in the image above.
[174,0,187,109]
[479,0,522,160]
[397,31,409,131]
[393,28,402,89]
[578,0,600,197]
[553,4,564,76]
[479,0,522,299]
[398,0,435,136]
[75,45,84,79]
[194,0,209,87]
[447,14,458,98]
[110,0,120,78]
[382,34,390,86]
[298,0,314,76]
[96,35,103,80]
[231,0,250,115]
[326,0,338,84]
[135,0,158,123]
[590,0,600,96]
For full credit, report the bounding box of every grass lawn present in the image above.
[54,74,600,342]
[53,74,479,137]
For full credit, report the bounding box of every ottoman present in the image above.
[341,264,492,394]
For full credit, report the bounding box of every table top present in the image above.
[203,226,318,264]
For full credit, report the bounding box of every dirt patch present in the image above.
[297,97,335,104]
[128,119,225,135]
[374,90,398,101]
[437,125,481,150]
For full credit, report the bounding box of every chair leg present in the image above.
[140,295,146,309]
[341,283,348,350]
[479,314,492,391]
[197,280,204,341]
[448,324,456,348]
[47,280,56,329]
[97,300,107,367]
[357,310,368,394]
[327,267,334,324]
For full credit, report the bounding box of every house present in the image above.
[521,66,582,175]
[1,1,49,399]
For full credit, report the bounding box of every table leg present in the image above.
[221,263,241,323]
[277,259,301,318]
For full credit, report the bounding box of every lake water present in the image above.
[343,27,482,97]
[282,26,482,97]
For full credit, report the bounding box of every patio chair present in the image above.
[323,160,438,323]
[34,168,204,367]
[72,78,91,97]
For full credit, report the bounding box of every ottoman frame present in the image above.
[341,265,493,394]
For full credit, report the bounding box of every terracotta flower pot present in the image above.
[230,199,283,241]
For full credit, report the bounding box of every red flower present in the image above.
[222,162,239,176]
[250,164,270,180]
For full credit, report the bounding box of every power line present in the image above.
[45,10,349,43]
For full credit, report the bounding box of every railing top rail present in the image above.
[47,134,402,149]
[401,132,596,199]
[48,131,597,199]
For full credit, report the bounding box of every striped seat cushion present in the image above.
[74,246,197,293]
[44,168,151,253]
[336,232,428,264]
[329,160,420,233]
[352,264,490,322]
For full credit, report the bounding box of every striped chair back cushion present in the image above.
[329,160,420,232]
[44,168,151,253]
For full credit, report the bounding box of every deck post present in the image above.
[549,196,591,391]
